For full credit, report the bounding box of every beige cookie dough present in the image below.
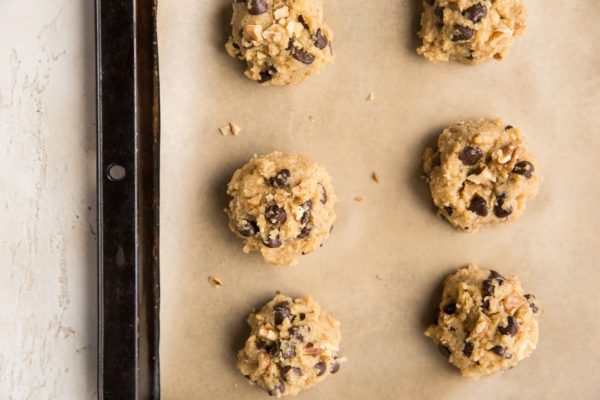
[226,0,334,85]
[422,118,540,232]
[426,265,540,378]
[417,0,526,64]
[226,152,336,266]
[238,294,343,397]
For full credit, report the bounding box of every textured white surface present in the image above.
[0,1,97,398]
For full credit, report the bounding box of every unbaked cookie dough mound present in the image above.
[422,118,540,232]
[226,152,336,266]
[238,294,343,397]
[417,0,527,64]
[225,0,334,86]
[426,265,540,378]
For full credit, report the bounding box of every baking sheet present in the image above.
[157,0,600,398]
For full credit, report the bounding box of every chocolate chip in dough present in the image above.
[468,194,489,216]
[297,226,311,239]
[273,302,291,325]
[493,194,513,218]
[288,327,304,342]
[463,342,474,357]
[314,361,327,376]
[443,302,457,314]
[464,3,487,23]
[330,362,340,374]
[239,219,258,237]
[300,200,312,224]
[314,28,328,49]
[292,48,315,64]
[490,345,506,357]
[525,294,539,313]
[451,25,475,42]
[267,382,286,396]
[248,0,268,15]
[263,233,282,248]
[444,206,454,216]
[270,169,291,187]
[482,279,495,297]
[265,205,287,225]
[459,146,483,165]
[319,184,328,204]
[513,161,535,179]
[498,316,519,336]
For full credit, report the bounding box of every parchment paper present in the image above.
[157,1,600,398]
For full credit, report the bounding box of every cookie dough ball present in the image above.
[422,118,540,232]
[426,265,540,378]
[225,0,334,86]
[226,152,336,266]
[417,0,526,64]
[238,294,343,397]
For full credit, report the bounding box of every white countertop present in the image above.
[0,1,97,398]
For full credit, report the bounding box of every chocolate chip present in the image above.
[288,327,304,342]
[481,299,489,310]
[468,166,483,176]
[425,0,435,5]
[280,342,296,359]
[444,206,454,216]
[239,219,258,237]
[267,382,285,396]
[319,184,328,204]
[299,313,306,320]
[464,3,487,23]
[281,366,301,380]
[463,342,474,357]
[263,233,282,248]
[298,15,310,30]
[482,279,494,297]
[314,361,327,376]
[292,48,315,64]
[297,226,311,239]
[258,69,273,83]
[459,146,483,165]
[300,200,312,224]
[256,340,267,350]
[490,345,506,357]
[489,270,504,282]
[443,302,457,314]
[451,25,475,42]
[434,6,444,21]
[513,161,535,179]
[270,169,291,187]
[505,125,513,130]
[265,205,287,225]
[314,28,328,49]
[525,294,539,313]
[498,316,519,336]
[493,194,513,218]
[274,302,291,325]
[468,194,488,216]
[330,362,340,374]
[248,0,268,15]
[267,341,279,357]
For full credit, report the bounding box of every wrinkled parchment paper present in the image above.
[158,1,600,398]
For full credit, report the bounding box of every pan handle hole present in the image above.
[107,164,126,181]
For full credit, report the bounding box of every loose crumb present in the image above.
[366,92,375,102]
[354,196,365,203]
[371,171,380,183]
[208,275,223,288]
[308,116,315,122]
[375,274,383,281]
[219,122,242,136]
[219,124,231,136]
[230,123,242,136]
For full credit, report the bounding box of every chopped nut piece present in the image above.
[244,24,264,44]
[354,196,365,203]
[208,275,223,288]
[366,92,375,102]
[273,6,289,20]
[503,293,526,314]
[466,168,497,184]
[470,314,490,338]
[371,171,380,183]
